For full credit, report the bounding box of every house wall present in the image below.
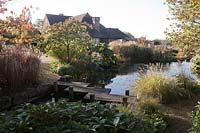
[110,39,126,43]
[95,38,100,43]
[92,17,100,31]
[109,39,124,43]
[43,16,50,29]
[99,39,125,44]
[100,38,109,44]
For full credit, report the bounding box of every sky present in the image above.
[1,0,171,40]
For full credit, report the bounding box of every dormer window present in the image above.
[95,17,100,22]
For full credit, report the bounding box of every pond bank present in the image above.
[106,62,197,95]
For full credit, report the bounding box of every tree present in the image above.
[165,0,200,56]
[0,0,7,13]
[137,36,150,46]
[0,6,39,45]
[41,18,94,63]
[33,19,44,31]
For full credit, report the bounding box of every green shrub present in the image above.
[49,43,119,84]
[50,61,74,76]
[48,45,69,63]
[57,64,74,76]
[50,59,116,85]
[191,54,200,75]
[190,102,200,133]
[138,99,162,114]
[0,100,168,133]
[144,112,168,133]
[117,104,134,114]
[50,61,60,74]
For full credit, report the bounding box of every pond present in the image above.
[106,62,198,95]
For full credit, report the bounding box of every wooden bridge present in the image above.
[54,79,136,105]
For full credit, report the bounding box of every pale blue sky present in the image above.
[1,0,170,39]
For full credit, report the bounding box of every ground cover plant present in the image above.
[190,102,200,133]
[0,100,168,133]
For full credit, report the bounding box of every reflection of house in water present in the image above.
[43,13,133,43]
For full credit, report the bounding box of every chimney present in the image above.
[92,17,100,31]
[59,13,64,16]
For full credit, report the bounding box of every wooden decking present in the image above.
[57,81,111,94]
[55,81,136,104]
[57,81,91,88]
[84,93,136,104]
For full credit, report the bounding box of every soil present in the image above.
[163,95,200,133]
[39,55,60,84]
[39,63,60,84]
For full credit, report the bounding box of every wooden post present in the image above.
[53,82,58,91]
[125,90,129,96]
[83,78,87,83]
[89,94,95,102]
[69,86,74,101]
[101,80,105,89]
[101,83,105,89]
[122,97,128,107]
[53,82,58,102]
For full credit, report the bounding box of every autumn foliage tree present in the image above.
[0,3,41,92]
[0,6,39,45]
[165,0,200,56]
[0,0,7,13]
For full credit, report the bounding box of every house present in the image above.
[43,13,133,43]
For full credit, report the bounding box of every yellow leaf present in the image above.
[198,0,200,5]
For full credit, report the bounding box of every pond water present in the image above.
[106,62,198,95]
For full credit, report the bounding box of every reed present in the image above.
[0,45,41,94]
[110,42,176,64]
[134,63,198,104]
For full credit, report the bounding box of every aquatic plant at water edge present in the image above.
[134,63,198,104]
[135,72,176,103]
[109,41,176,64]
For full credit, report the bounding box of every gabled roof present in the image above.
[73,13,88,22]
[73,13,93,24]
[99,24,132,40]
[88,29,105,38]
[45,14,71,25]
[100,28,128,39]
[44,13,133,41]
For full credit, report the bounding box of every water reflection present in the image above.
[106,62,197,95]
